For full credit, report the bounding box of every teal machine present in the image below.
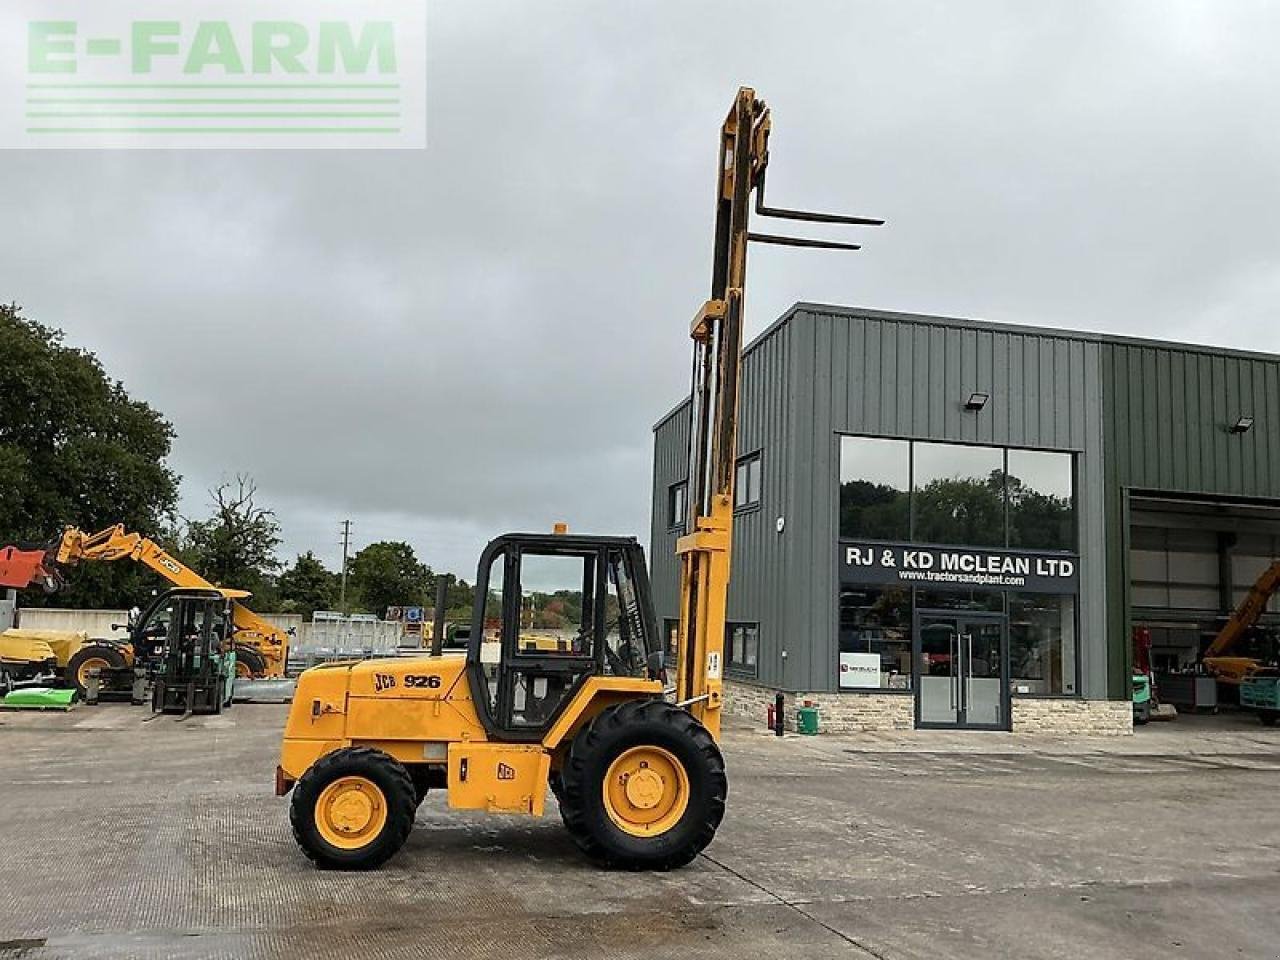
[1240,674,1280,727]
[142,588,237,717]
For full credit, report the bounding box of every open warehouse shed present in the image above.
[650,304,1280,733]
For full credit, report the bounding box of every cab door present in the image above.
[475,541,605,739]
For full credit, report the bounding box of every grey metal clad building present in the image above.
[650,303,1280,733]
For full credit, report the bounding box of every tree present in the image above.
[913,471,1006,546]
[347,540,431,618]
[179,475,282,608]
[278,551,338,619]
[0,304,180,608]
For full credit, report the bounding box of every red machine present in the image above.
[0,544,60,593]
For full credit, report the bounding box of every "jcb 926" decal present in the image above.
[374,673,441,692]
[405,674,442,689]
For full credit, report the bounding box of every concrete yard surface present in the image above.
[1,705,1278,959]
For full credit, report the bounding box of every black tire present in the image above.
[65,644,128,696]
[1260,711,1278,727]
[548,769,571,827]
[0,666,12,699]
[559,699,726,870]
[233,645,267,679]
[291,747,416,870]
[409,767,431,808]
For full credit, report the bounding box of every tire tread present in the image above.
[559,699,726,870]
[290,746,416,870]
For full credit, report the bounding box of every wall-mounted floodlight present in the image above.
[1230,416,1255,434]
[965,392,990,412]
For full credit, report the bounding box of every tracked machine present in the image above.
[275,87,882,870]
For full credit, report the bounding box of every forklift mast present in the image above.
[674,88,882,738]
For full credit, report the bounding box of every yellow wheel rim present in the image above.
[602,745,690,838]
[315,776,388,850]
[77,657,110,688]
[235,660,254,679]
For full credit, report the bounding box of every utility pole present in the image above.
[339,520,353,614]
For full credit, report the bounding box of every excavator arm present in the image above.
[51,524,289,677]
[1202,559,1280,684]
[55,525,216,590]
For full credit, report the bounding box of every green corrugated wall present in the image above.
[1100,343,1280,697]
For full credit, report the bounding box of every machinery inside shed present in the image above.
[1129,494,1280,716]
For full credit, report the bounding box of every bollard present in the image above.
[85,668,100,706]
[774,692,785,736]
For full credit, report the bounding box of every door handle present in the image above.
[965,634,974,712]
[949,632,959,710]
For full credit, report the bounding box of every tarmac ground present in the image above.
[1,703,1278,959]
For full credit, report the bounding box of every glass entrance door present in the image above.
[915,613,1008,730]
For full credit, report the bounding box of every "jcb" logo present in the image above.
[373,673,396,692]
[496,762,515,781]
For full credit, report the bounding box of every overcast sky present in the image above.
[3,0,1278,580]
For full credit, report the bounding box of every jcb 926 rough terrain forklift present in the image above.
[275,87,881,870]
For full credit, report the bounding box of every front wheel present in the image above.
[233,645,267,679]
[65,644,127,696]
[559,699,726,870]
[290,747,416,870]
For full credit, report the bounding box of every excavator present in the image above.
[0,524,289,692]
[274,87,882,870]
[1202,559,1280,685]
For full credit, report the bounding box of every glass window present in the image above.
[839,437,910,541]
[480,552,505,717]
[734,454,762,510]
[668,481,687,530]
[1008,594,1077,695]
[912,442,1006,547]
[725,622,758,675]
[1007,450,1076,551]
[838,586,912,689]
[517,553,593,657]
[602,550,646,677]
[915,589,1005,615]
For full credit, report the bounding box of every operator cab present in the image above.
[467,533,662,741]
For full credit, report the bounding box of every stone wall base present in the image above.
[722,680,913,733]
[1009,697,1133,735]
[723,679,1132,735]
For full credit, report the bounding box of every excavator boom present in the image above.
[1203,558,1280,684]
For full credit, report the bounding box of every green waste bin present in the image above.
[796,705,820,735]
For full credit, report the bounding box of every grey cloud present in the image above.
[3,0,1278,577]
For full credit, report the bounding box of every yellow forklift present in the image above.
[275,87,882,870]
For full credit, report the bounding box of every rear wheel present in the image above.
[65,645,127,696]
[233,646,267,679]
[559,699,726,870]
[290,747,416,870]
